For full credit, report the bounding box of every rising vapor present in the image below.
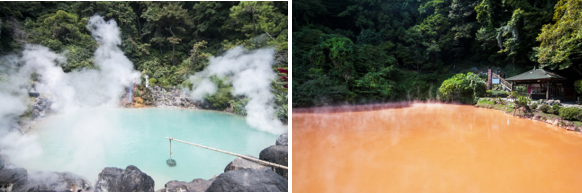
[188,47,287,134]
[0,14,140,180]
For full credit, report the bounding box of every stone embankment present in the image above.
[478,98,582,133]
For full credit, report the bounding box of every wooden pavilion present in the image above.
[504,68,575,100]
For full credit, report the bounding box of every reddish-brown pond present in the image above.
[293,103,582,192]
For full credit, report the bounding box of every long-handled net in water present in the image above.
[166,139,177,167]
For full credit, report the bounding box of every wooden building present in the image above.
[504,69,576,100]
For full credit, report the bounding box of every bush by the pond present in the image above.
[540,104,551,113]
[549,104,561,115]
[439,72,487,104]
[149,78,157,85]
[513,93,530,108]
[559,107,582,121]
[530,103,538,110]
[492,91,508,98]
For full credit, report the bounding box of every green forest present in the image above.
[293,0,582,107]
[0,1,288,117]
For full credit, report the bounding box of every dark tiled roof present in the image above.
[505,69,566,81]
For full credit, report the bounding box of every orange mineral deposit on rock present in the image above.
[293,103,582,193]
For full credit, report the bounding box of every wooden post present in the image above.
[487,69,492,90]
[546,81,550,100]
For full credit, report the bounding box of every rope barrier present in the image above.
[166,137,288,170]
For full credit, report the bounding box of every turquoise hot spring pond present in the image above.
[19,108,279,190]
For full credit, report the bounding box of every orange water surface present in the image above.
[293,103,582,193]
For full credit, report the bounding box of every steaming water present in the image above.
[293,103,582,192]
[19,108,277,190]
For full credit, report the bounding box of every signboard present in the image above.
[492,78,500,84]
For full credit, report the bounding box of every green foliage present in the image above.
[274,88,288,122]
[439,72,487,104]
[530,103,538,110]
[535,0,582,74]
[231,97,249,116]
[514,94,530,109]
[356,29,381,45]
[204,76,232,110]
[0,1,288,123]
[353,65,400,100]
[228,1,288,50]
[549,104,562,115]
[540,104,551,113]
[508,91,520,99]
[149,78,157,85]
[575,80,582,95]
[559,107,582,121]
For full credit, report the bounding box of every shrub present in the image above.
[530,103,538,110]
[231,97,249,116]
[539,104,551,113]
[180,80,193,90]
[204,76,233,110]
[549,104,561,115]
[439,72,487,104]
[159,78,170,87]
[575,80,582,95]
[491,91,508,98]
[559,107,582,120]
[486,90,492,97]
[149,78,157,85]
[514,94,530,108]
[508,91,520,99]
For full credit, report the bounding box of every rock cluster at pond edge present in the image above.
[95,165,155,192]
[206,168,288,192]
[260,133,289,179]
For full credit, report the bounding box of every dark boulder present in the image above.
[95,165,154,192]
[275,133,288,146]
[13,171,91,192]
[0,156,4,170]
[165,178,214,192]
[28,90,39,98]
[259,145,288,179]
[206,169,287,192]
[224,156,269,173]
[0,167,28,191]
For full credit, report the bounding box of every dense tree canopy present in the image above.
[293,0,578,107]
[536,0,582,75]
[0,1,288,119]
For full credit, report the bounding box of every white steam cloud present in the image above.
[188,46,287,134]
[0,14,139,168]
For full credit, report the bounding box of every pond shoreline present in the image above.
[3,87,288,192]
[475,99,582,134]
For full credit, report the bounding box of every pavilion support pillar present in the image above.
[546,81,550,100]
[487,69,492,90]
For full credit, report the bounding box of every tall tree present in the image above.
[141,2,193,65]
[535,0,582,75]
[228,1,287,50]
